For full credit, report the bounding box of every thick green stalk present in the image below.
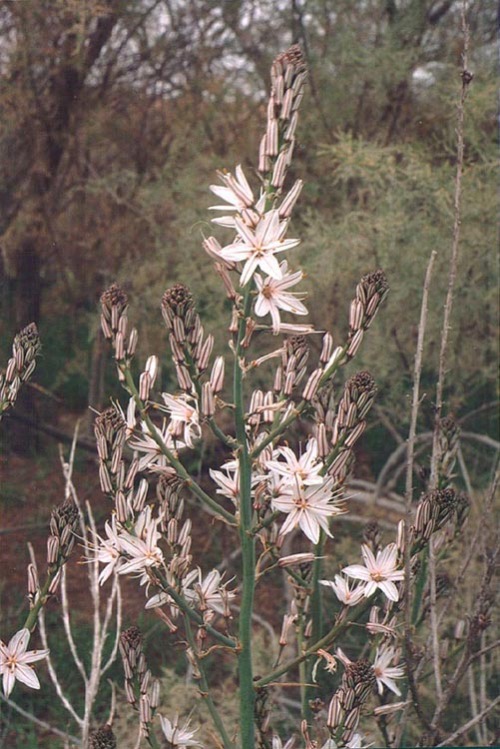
[234,289,256,749]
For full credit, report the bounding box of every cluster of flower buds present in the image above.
[119,626,160,733]
[89,724,116,749]
[325,371,377,485]
[156,472,192,578]
[93,404,151,523]
[247,391,281,435]
[48,498,79,563]
[100,283,137,367]
[347,270,389,358]
[94,406,128,495]
[161,284,214,392]
[410,487,470,551]
[327,659,376,744]
[45,499,79,594]
[259,44,307,188]
[0,323,41,417]
[273,335,309,396]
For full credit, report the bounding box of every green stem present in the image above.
[145,729,161,749]
[23,565,61,632]
[254,599,370,688]
[183,616,235,749]
[310,535,325,645]
[412,549,428,625]
[234,288,256,749]
[120,365,236,526]
[297,605,308,718]
[304,533,325,722]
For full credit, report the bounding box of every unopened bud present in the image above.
[279,179,303,218]
[127,328,138,357]
[150,679,160,709]
[47,536,60,565]
[262,391,274,423]
[48,569,61,595]
[278,552,315,568]
[346,329,364,358]
[302,368,323,401]
[349,298,364,332]
[145,356,159,386]
[115,331,125,361]
[27,563,39,598]
[201,382,215,417]
[133,479,149,512]
[139,694,151,724]
[140,669,151,695]
[279,613,295,646]
[210,356,225,393]
[139,372,151,401]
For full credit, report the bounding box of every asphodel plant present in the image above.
[95,45,402,749]
[1,46,474,749]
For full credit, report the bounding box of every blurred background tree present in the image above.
[0,0,496,460]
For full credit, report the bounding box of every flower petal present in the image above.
[14,664,41,690]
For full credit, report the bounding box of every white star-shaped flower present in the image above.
[117,507,164,577]
[209,165,254,213]
[182,568,236,616]
[208,165,264,228]
[209,461,241,506]
[266,438,323,489]
[210,459,262,507]
[342,543,404,602]
[272,476,345,544]
[320,574,366,607]
[0,629,49,697]
[128,420,184,471]
[161,393,201,448]
[373,645,405,696]
[219,210,300,286]
[93,516,124,585]
[254,261,308,333]
[159,715,201,747]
